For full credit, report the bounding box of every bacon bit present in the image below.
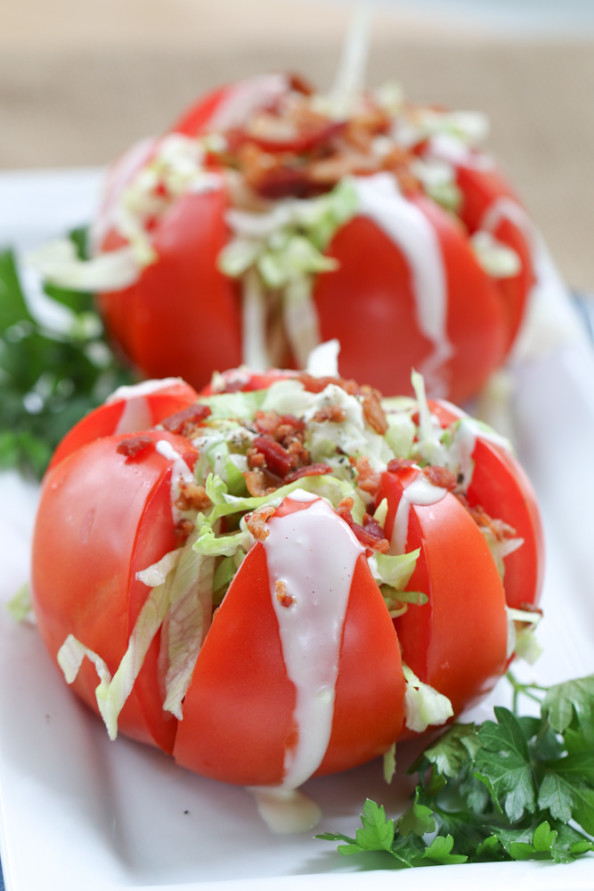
[287,73,315,95]
[161,404,212,437]
[457,495,518,541]
[244,467,284,498]
[174,480,211,513]
[244,505,276,541]
[275,579,295,608]
[254,410,306,443]
[250,435,294,477]
[387,457,418,474]
[354,456,381,497]
[296,372,360,395]
[361,389,388,434]
[423,465,457,491]
[174,518,195,545]
[116,435,154,460]
[313,404,346,424]
[307,148,378,185]
[284,462,333,483]
[336,499,389,554]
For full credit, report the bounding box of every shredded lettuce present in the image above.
[160,539,216,719]
[219,180,358,369]
[56,579,168,742]
[368,549,420,591]
[383,742,397,784]
[5,582,35,624]
[506,606,543,665]
[471,231,521,278]
[403,664,454,733]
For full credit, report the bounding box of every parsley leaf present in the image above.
[318,673,594,869]
[0,240,134,478]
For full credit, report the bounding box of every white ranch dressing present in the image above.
[391,474,448,555]
[255,491,364,830]
[155,439,195,524]
[351,173,453,394]
[479,196,536,255]
[249,787,322,835]
[107,378,182,435]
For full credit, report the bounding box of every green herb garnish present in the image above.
[318,672,594,867]
[0,236,133,478]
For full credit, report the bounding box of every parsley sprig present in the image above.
[0,238,133,478]
[318,672,594,867]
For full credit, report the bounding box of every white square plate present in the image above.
[0,170,593,890]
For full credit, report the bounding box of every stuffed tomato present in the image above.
[37,73,536,404]
[30,363,544,824]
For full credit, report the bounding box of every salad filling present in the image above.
[31,65,529,387]
[56,364,538,830]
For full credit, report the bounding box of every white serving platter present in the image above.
[0,169,593,891]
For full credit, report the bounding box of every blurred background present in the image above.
[1,0,593,293]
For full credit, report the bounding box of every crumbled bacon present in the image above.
[245,410,313,486]
[275,579,295,608]
[249,435,295,477]
[174,518,195,545]
[457,494,518,541]
[387,457,418,474]
[223,88,418,200]
[244,467,284,498]
[244,505,276,541]
[116,435,154,459]
[284,462,333,483]
[254,410,305,443]
[295,372,360,395]
[423,465,457,491]
[361,388,388,434]
[174,480,211,513]
[312,404,347,424]
[354,456,381,497]
[161,404,212,438]
[336,497,389,554]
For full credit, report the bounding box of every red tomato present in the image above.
[30,368,544,793]
[47,378,199,472]
[98,188,242,384]
[428,398,545,611]
[32,429,198,751]
[377,465,508,715]
[87,74,535,404]
[315,193,508,404]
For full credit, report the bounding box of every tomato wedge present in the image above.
[32,429,198,751]
[378,464,508,715]
[47,378,199,472]
[429,398,545,610]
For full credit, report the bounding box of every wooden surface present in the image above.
[1,0,594,292]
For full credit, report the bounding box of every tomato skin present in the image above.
[31,429,198,751]
[98,187,243,386]
[30,368,544,791]
[315,193,507,403]
[429,399,545,610]
[453,163,535,353]
[91,75,534,403]
[174,503,405,785]
[172,541,296,785]
[377,466,509,715]
[47,379,199,473]
[315,553,406,776]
